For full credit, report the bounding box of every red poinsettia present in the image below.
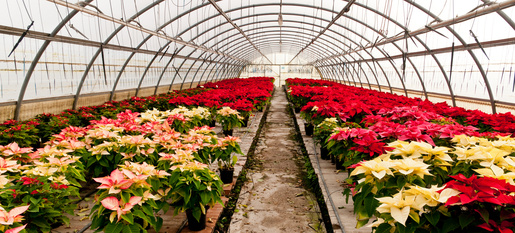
[440,174,515,206]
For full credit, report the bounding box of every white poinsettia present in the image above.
[451,134,480,147]
[390,158,432,178]
[350,157,395,181]
[474,164,515,185]
[376,190,426,226]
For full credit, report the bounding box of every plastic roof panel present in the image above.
[1,0,515,119]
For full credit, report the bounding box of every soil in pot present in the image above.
[219,168,234,184]
[304,123,314,136]
[186,209,208,231]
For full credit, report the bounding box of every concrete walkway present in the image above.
[229,88,324,232]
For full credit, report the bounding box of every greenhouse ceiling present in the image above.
[1,0,515,120]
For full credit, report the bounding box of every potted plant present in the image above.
[314,118,339,160]
[89,166,170,233]
[223,99,254,128]
[213,136,243,184]
[216,107,243,136]
[167,161,223,231]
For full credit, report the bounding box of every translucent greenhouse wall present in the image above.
[1,0,515,121]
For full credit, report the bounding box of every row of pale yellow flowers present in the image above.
[350,134,515,227]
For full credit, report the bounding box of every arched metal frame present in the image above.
[8,0,515,119]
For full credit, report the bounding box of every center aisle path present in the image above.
[229,89,324,232]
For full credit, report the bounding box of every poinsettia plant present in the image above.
[167,161,224,222]
[216,107,243,131]
[0,204,29,233]
[90,164,170,233]
[212,136,243,170]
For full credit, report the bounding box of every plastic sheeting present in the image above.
[1,0,514,118]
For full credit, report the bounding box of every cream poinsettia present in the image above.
[387,141,431,159]
[376,190,427,226]
[350,157,395,182]
[474,164,515,185]
[390,158,432,178]
[451,134,480,147]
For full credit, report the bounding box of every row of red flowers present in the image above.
[0,77,274,148]
[286,78,515,233]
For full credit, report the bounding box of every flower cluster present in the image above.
[347,135,515,232]
[0,77,268,232]
[286,78,515,233]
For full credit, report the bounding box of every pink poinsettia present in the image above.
[0,205,29,225]
[1,143,33,156]
[93,169,133,194]
[101,196,142,222]
[5,225,27,233]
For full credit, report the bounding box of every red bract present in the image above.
[440,174,515,206]
[478,220,514,233]
[350,138,393,157]
[20,177,42,186]
[50,183,68,190]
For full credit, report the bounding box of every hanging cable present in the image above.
[469,30,489,60]
[8,21,33,57]
[449,42,455,83]
[21,0,33,21]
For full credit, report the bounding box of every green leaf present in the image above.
[31,218,51,228]
[356,219,369,229]
[133,210,150,222]
[425,211,440,226]
[442,218,460,233]
[121,192,130,204]
[376,223,392,233]
[397,176,407,189]
[121,212,134,224]
[396,223,406,233]
[142,204,153,216]
[459,214,474,229]
[200,192,210,204]
[155,217,163,232]
[104,222,124,233]
[90,216,105,230]
[364,195,378,216]
[409,209,420,224]
[476,208,489,224]
[123,224,142,233]
[99,158,110,168]
[29,197,40,205]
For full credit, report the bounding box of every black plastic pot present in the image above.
[223,129,233,136]
[304,123,314,136]
[186,209,207,231]
[336,160,344,170]
[209,119,216,127]
[241,115,250,127]
[294,107,301,113]
[320,144,330,160]
[220,168,234,184]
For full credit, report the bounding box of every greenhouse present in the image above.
[1,0,515,233]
